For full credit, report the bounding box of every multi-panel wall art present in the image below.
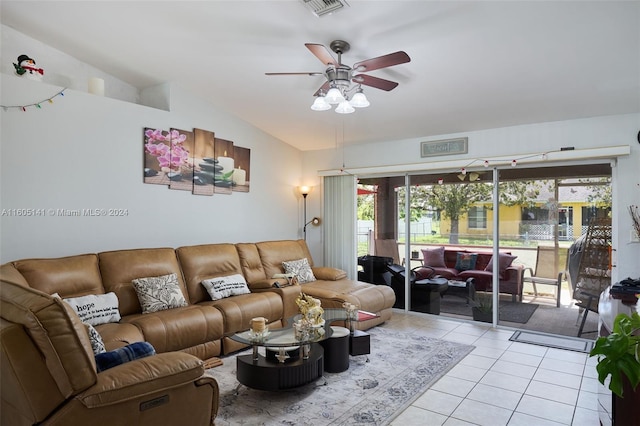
[143,127,251,194]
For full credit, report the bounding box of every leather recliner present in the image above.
[0,280,219,426]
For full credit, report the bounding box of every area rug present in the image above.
[439,297,539,324]
[204,326,474,425]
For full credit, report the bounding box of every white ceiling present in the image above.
[2,1,639,151]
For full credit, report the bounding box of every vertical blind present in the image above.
[323,175,357,279]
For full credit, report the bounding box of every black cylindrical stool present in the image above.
[320,326,350,373]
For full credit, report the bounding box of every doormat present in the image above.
[509,330,595,353]
[439,298,539,324]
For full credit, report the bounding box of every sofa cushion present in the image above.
[235,243,269,286]
[416,266,458,280]
[202,292,283,336]
[11,254,104,297]
[0,281,97,397]
[422,246,446,268]
[255,240,314,280]
[454,252,478,271]
[94,341,156,372]
[63,292,121,326]
[312,267,347,281]
[132,273,188,314]
[201,274,250,300]
[94,322,144,351]
[484,253,517,274]
[123,304,224,353]
[98,248,187,316]
[458,269,493,287]
[176,243,244,303]
[301,279,396,313]
[282,258,316,283]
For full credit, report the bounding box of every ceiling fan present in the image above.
[266,40,411,113]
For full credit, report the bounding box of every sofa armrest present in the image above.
[312,267,347,281]
[252,285,302,319]
[503,265,523,283]
[78,352,206,408]
[247,278,278,290]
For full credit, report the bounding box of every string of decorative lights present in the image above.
[1,88,67,112]
[436,150,564,184]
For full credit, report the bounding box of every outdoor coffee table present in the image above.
[230,309,375,391]
[445,278,476,302]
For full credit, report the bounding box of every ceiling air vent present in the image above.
[301,0,350,17]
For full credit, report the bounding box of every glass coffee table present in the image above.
[230,309,372,391]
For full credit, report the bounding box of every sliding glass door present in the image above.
[356,163,611,337]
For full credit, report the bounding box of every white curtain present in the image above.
[323,175,357,279]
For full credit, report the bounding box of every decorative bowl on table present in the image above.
[247,327,270,342]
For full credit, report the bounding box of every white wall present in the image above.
[2,25,140,104]
[0,75,303,262]
[302,114,640,281]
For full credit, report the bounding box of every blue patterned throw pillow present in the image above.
[454,252,478,271]
[95,341,156,372]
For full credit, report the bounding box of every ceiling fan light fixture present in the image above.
[335,100,355,114]
[325,87,345,104]
[350,90,370,108]
[311,95,331,111]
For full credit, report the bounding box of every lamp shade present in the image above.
[335,100,355,114]
[350,90,370,108]
[311,96,331,111]
[325,87,345,104]
[299,185,312,196]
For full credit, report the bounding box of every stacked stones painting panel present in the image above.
[193,128,216,196]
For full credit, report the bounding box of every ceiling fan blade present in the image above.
[313,81,331,97]
[352,74,399,91]
[305,43,339,67]
[353,51,411,72]
[265,72,325,76]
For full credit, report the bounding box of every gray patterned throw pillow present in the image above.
[282,258,316,283]
[131,273,188,314]
[85,323,106,355]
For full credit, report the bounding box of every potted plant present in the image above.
[470,292,493,323]
[589,312,640,398]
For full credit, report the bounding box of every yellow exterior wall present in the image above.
[438,203,591,239]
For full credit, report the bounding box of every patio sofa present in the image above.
[1,239,395,425]
[416,246,523,302]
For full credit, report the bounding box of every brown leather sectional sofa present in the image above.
[0,239,396,426]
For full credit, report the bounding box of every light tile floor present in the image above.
[385,310,602,426]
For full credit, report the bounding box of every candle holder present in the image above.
[342,302,359,334]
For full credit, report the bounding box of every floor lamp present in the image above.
[299,186,320,240]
